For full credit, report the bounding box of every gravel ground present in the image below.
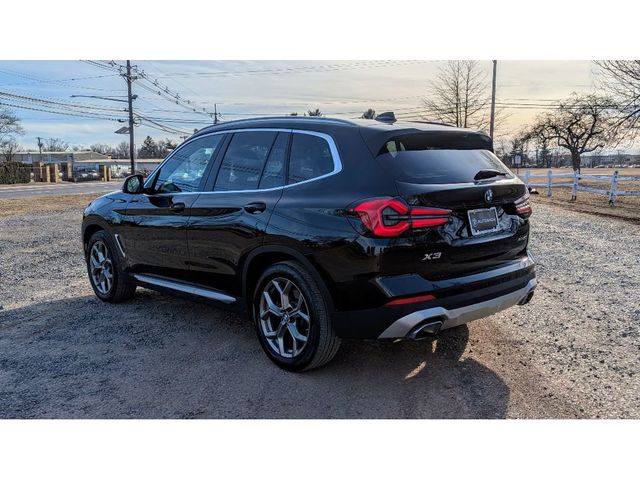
[0,197,638,418]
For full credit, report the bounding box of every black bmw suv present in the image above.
[82,116,536,371]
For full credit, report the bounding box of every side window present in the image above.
[154,135,221,193]
[287,133,334,185]
[258,132,289,189]
[214,131,277,191]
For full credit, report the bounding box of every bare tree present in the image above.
[44,138,68,152]
[0,138,21,162]
[116,141,130,159]
[528,94,621,172]
[90,143,114,156]
[361,108,376,119]
[595,60,640,136]
[422,61,496,130]
[0,107,24,144]
[493,136,510,163]
[507,130,532,168]
[307,108,323,117]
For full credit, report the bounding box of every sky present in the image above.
[0,60,601,151]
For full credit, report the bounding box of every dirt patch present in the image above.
[0,194,97,219]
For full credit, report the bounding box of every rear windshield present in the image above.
[377,141,513,184]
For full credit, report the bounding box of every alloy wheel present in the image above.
[258,277,311,359]
[89,241,114,295]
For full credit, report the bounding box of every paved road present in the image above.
[0,181,122,199]
[0,200,638,418]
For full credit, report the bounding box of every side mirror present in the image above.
[122,174,145,194]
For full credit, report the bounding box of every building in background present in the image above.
[1,150,163,179]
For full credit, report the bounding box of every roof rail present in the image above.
[213,116,355,127]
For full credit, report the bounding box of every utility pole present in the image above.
[36,137,44,158]
[489,60,497,140]
[125,60,136,175]
[214,103,219,125]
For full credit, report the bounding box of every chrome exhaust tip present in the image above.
[407,320,443,340]
[518,289,535,306]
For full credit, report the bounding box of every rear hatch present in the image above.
[373,132,531,279]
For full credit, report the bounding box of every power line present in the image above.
[80,60,196,166]
[153,60,431,78]
[136,113,190,135]
[80,60,121,72]
[0,89,126,113]
[0,100,125,122]
[135,80,212,117]
[141,60,214,111]
[0,66,122,92]
[102,60,214,117]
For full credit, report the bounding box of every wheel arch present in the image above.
[242,246,337,312]
[82,217,112,254]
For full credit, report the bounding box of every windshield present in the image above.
[377,142,513,184]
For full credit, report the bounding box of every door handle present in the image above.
[243,202,267,214]
[170,202,186,213]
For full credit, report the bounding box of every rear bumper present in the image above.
[331,251,536,339]
[378,278,536,338]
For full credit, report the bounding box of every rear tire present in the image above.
[86,230,136,303]
[252,260,341,372]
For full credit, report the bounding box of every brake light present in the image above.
[514,193,532,217]
[351,198,451,237]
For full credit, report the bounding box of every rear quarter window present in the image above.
[287,133,334,184]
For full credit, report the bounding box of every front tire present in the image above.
[252,261,341,372]
[86,230,136,303]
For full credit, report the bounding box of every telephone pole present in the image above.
[125,60,136,175]
[214,103,219,125]
[489,60,497,140]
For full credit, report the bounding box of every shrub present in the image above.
[0,161,31,184]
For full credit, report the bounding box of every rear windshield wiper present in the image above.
[474,169,507,181]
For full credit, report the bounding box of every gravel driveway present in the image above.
[0,198,638,418]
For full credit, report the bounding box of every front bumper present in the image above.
[331,252,536,339]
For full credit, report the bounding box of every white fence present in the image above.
[522,170,640,205]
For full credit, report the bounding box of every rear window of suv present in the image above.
[377,140,513,184]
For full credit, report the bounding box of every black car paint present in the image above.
[82,117,534,338]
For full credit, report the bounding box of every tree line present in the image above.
[88,136,178,159]
[0,129,178,161]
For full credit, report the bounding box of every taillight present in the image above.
[351,198,451,237]
[514,193,532,217]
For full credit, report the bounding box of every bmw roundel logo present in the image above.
[484,189,494,204]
